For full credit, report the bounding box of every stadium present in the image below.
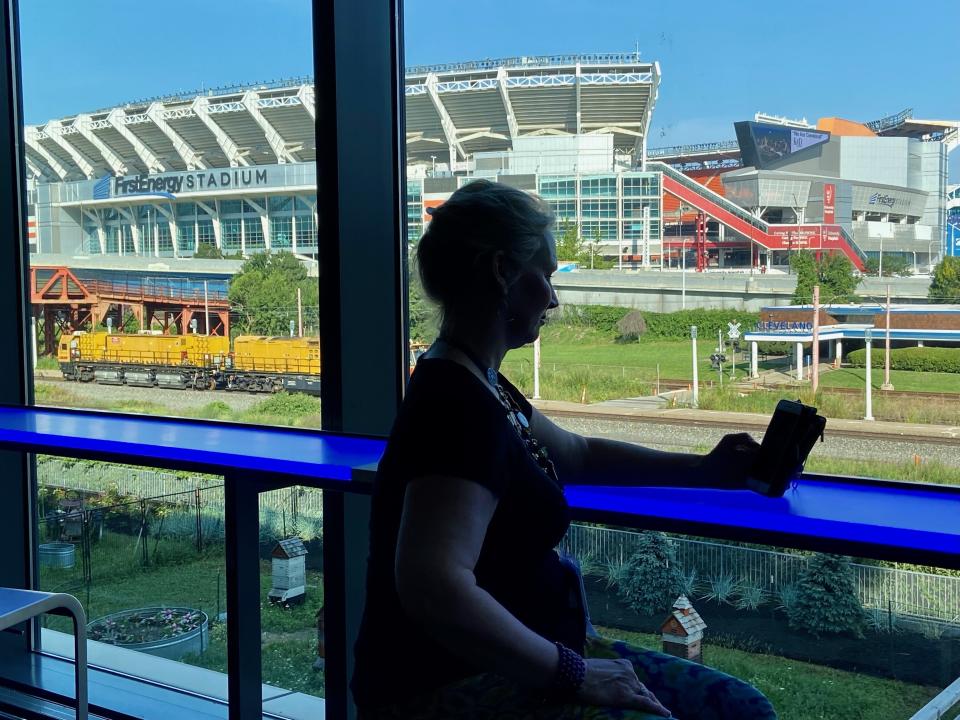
[24,53,958,276]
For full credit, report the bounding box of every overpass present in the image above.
[649,162,869,270]
[552,270,932,313]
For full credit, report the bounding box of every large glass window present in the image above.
[19,0,325,710]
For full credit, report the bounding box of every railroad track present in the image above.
[538,405,960,446]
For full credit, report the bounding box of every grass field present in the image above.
[819,366,960,393]
[595,625,955,720]
[39,531,324,694]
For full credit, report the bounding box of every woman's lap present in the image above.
[361,635,776,720]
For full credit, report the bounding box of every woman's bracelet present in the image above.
[551,641,586,699]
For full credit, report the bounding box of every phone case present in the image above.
[747,399,826,497]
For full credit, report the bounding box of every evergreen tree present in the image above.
[617,531,683,614]
[929,257,960,303]
[788,553,867,638]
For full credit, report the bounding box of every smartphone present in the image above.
[747,399,826,497]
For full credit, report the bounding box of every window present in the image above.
[243,216,265,251]
[270,216,293,249]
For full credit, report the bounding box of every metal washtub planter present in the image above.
[87,607,209,661]
[38,542,76,569]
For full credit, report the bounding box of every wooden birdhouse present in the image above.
[268,537,308,606]
[660,595,707,663]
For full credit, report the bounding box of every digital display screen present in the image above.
[735,121,830,169]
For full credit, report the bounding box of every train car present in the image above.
[58,331,229,390]
[226,336,321,395]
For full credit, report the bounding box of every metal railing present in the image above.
[649,161,770,234]
[405,53,647,76]
[561,524,960,629]
[866,108,913,133]
[647,141,740,159]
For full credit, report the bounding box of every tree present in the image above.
[617,531,683,614]
[787,553,867,638]
[790,251,861,304]
[864,254,912,277]
[929,256,960,303]
[227,251,319,336]
[555,220,582,262]
[194,242,223,260]
[407,269,437,343]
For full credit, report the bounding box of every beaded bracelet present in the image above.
[552,641,586,699]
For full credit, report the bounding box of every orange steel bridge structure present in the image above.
[30,266,230,355]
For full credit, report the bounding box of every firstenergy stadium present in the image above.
[25,53,958,272]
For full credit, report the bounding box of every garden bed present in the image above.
[585,575,960,687]
[87,607,208,661]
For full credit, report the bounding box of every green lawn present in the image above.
[820,366,960,393]
[595,625,953,720]
[39,531,324,694]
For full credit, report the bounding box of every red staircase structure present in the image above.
[650,162,867,270]
[29,266,231,355]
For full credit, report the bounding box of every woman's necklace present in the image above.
[438,337,560,486]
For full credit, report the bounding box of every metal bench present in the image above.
[0,588,87,719]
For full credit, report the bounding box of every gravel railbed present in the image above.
[547,415,960,468]
[36,380,269,415]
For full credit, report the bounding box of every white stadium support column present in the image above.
[245,197,270,250]
[75,115,128,176]
[43,120,97,179]
[116,207,141,255]
[107,109,165,173]
[242,92,298,164]
[196,201,221,250]
[23,127,68,181]
[192,97,250,168]
[425,73,465,167]
[497,68,518,141]
[751,341,758,378]
[146,103,207,170]
[154,203,178,258]
[795,342,803,381]
[297,85,316,120]
[82,209,106,254]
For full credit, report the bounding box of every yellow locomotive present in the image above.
[57,331,321,394]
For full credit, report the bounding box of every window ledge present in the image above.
[0,630,324,720]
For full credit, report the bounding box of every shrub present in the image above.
[617,532,682,614]
[640,309,760,341]
[788,554,867,638]
[846,346,960,374]
[701,573,738,606]
[735,583,767,611]
[616,310,647,342]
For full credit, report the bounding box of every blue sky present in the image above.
[18,0,959,179]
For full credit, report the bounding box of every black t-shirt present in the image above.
[351,357,582,711]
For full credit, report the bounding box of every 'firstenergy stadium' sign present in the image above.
[94,168,270,200]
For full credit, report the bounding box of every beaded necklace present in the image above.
[438,337,560,487]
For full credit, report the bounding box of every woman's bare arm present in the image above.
[395,475,559,687]
[528,408,758,488]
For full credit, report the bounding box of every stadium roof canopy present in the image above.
[404,53,659,166]
[22,54,660,183]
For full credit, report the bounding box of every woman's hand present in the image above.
[576,658,671,716]
[700,432,761,490]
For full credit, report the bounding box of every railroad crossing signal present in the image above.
[727,321,741,340]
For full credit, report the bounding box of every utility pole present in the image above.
[881,284,893,390]
[533,336,541,400]
[297,287,303,337]
[203,280,210,336]
[691,326,699,408]
[811,285,820,393]
[864,327,875,421]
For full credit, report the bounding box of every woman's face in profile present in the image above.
[504,232,559,348]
